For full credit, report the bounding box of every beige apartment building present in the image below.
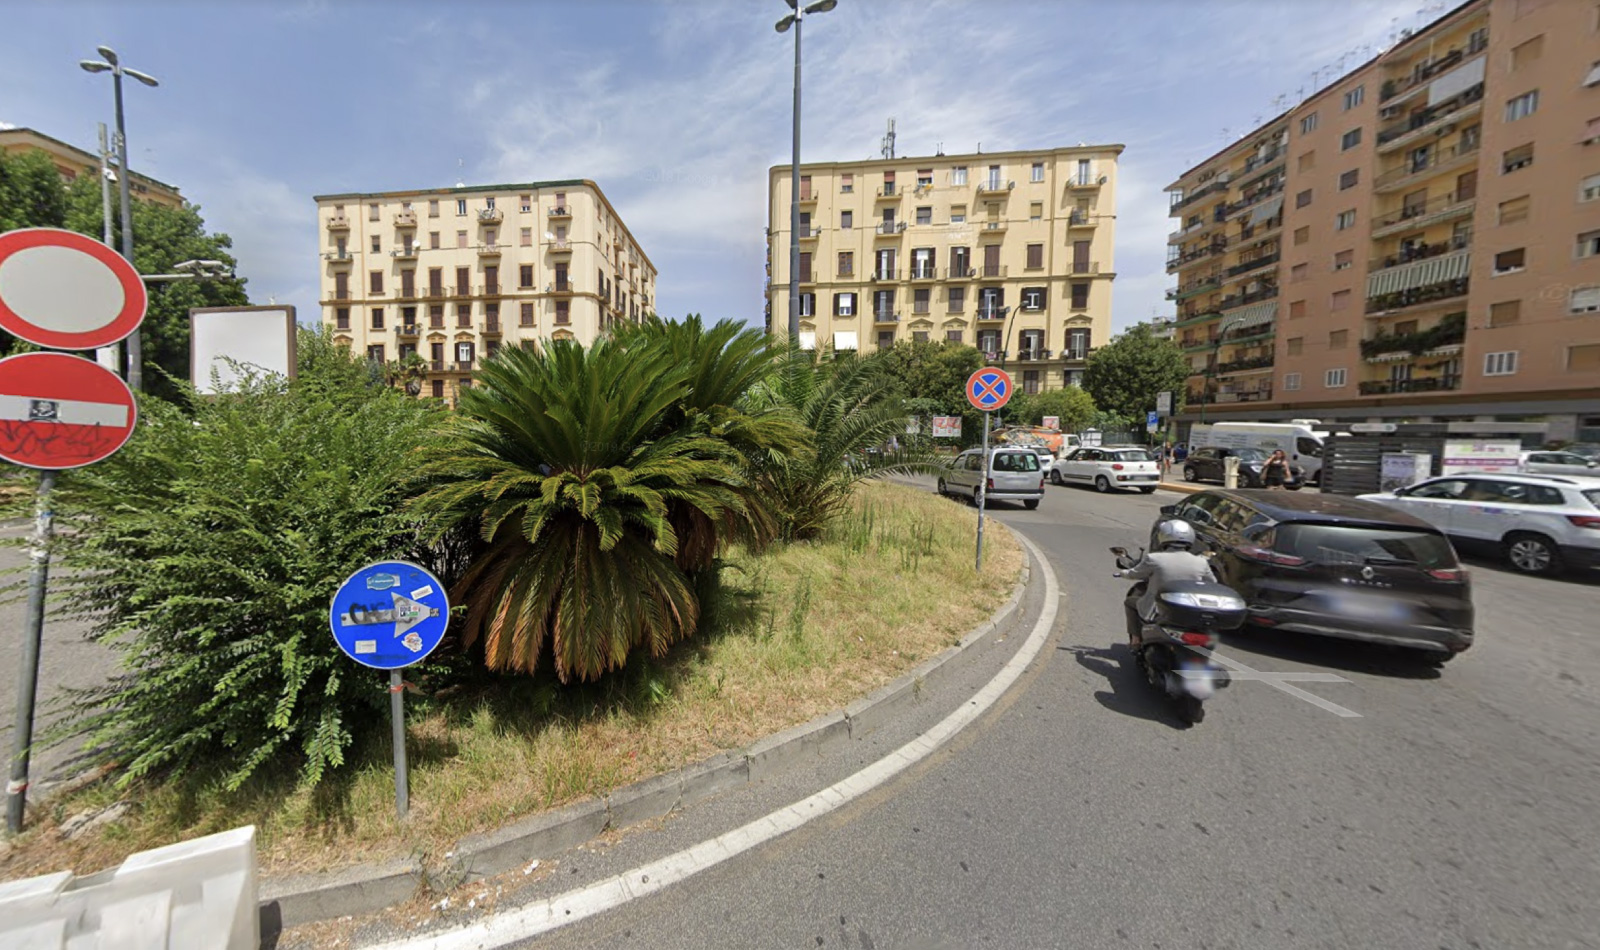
[767,145,1122,393]
[0,126,184,208]
[313,180,656,402]
[1166,0,1600,442]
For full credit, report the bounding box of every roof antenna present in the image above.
[455,158,465,189]
[935,141,944,156]
[881,118,896,160]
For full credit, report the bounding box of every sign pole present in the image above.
[976,411,990,572]
[6,471,57,834]
[389,670,408,820]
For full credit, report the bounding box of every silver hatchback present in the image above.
[938,447,1046,509]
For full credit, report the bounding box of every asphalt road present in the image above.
[514,479,1600,950]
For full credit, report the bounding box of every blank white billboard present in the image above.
[189,306,297,394]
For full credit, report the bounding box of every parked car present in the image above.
[1027,446,1056,477]
[1153,490,1474,661]
[1360,472,1600,576]
[1051,445,1160,493]
[1561,443,1600,461]
[1520,450,1600,477]
[1182,446,1269,487]
[938,446,1045,509]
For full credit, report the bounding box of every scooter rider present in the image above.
[1121,519,1218,648]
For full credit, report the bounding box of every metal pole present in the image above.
[976,412,990,572]
[787,13,802,345]
[97,123,123,375]
[112,67,141,393]
[7,471,57,834]
[389,670,408,819]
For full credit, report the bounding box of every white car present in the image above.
[1050,445,1161,494]
[1360,472,1600,576]
[1520,450,1600,477]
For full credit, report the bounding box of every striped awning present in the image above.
[1221,300,1277,333]
[1248,195,1284,226]
[1366,249,1471,298]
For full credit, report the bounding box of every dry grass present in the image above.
[0,481,1021,883]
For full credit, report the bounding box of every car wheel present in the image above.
[1140,486,1157,494]
[936,478,947,497]
[1050,469,1063,486]
[1024,499,1040,510]
[1504,533,1564,576]
[1183,466,1199,482]
[1094,475,1112,493]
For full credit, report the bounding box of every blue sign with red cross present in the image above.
[965,368,1014,412]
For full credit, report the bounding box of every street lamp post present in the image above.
[776,0,837,345]
[81,46,159,393]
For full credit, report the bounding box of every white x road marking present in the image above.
[1180,648,1363,718]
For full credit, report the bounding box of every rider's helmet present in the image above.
[1156,519,1197,551]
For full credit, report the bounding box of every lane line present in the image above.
[365,533,1062,950]
[1206,650,1363,718]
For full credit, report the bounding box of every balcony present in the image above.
[547,206,571,219]
[478,243,503,257]
[1168,273,1222,301]
[798,226,820,241]
[873,311,900,324]
[1358,375,1463,395]
[326,214,350,231]
[482,321,503,336]
[546,239,573,253]
[1061,349,1090,363]
[976,219,1009,235]
[391,245,418,260]
[1369,236,1469,274]
[477,283,504,297]
[1366,277,1470,315]
[1371,194,1475,240]
[322,249,356,265]
[1361,313,1466,359]
[1169,177,1230,214]
[1182,335,1220,352]
[1069,210,1095,227]
[1238,146,1286,182]
[909,265,938,281]
[797,189,817,205]
[1167,239,1228,272]
[945,265,975,280]
[455,361,475,373]
[396,324,421,337]
[393,209,417,228]
[1220,180,1284,221]
[430,360,446,373]
[1068,174,1103,190]
[977,264,1008,279]
[1380,47,1477,103]
[1226,251,1280,279]
[1218,283,1278,311]
[876,185,900,200]
[1374,140,1480,194]
[394,285,421,302]
[1215,354,1275,375]
[975,308,1007,322]
[1175,306,1221,325]
[869,269,900,282]
[875,221,908,236]
[976,179,1013,196]
[477,207,504,224]
[1376,83,1483,154]
[1070,261,1101,275]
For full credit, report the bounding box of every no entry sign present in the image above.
[0,352,138,469]
[0,228,147,350]
[965,367,1014,412]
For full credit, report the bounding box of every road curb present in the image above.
[1158,482,1204,495]
[259,525,1036,936]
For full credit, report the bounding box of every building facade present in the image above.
[767,145,1122,393]
[313,180,657,403]
[1166,0,1600,442]
[0,127,184,208]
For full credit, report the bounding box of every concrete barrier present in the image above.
[0,825,258,949]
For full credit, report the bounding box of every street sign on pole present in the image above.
[965,367,1013,412]
[1156,391,1173,416]
[329,560,451,819]
[1147,410,1161,430]
[0,228,147,350]
[0,352,138,470]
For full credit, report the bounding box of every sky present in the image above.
[0,0,1452,336]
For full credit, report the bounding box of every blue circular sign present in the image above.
[329,560,451,670]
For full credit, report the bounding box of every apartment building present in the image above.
[1166,0,1600,442]
[767,145,1122,394]
[313,180,657,403]
[0,126,183,208]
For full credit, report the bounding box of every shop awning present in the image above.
[1366,249,1471,298]
[1221,300,1277,333]
[1248,195,1284,226]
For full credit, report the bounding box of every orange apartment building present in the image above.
[1166,0,1600,442]
[0,126,184,208]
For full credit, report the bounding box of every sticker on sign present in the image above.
[0,228,147,350]
[0,352,138,470]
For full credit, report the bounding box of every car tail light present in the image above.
[1179,632,1213,646]
[1567,515,1600,530]
[1426,568,1465,582]
[986,478,994,491]
[1236,545,1307,567]
[1038,478,1046,490]
[1111,463,1124,471]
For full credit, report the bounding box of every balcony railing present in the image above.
[1380,47,1476,103]
[870,269,900,282]
[1061,348,1090,362]
[798,189,816,204]
[1366,277,1470,314]
[394,285,420,301]
[477,207,504,224]
[391,246,418,259]
[975,307,1007,321]
[1226,251,1280,278]
[1218,283,1278,310]
[477,283,503,296]
[1070,261,1101,275]
[396,324,421,337]
[1068,175,1102,189]
[326,214,350,230]
[547,239,572,252]
[1371,193,1475,237]
[1167,240,1229,272]
[1374,140,1480,192]
[478,243,503,256]
[392,209,417,227]
[978,220,1008,232]
[1360,313,1466,358]
[909,265,938,280]
[1220,179,1284,220]
[547,206,571,218]
[976,179,1012,195]
[1168,273,1223,300]
[1069,210,1094,226]
[1215,354,1275,374]
[798,226,820,240]
[875,221,907,235]
[945,265,975,279]
[978,264,1007,278]
[874,311,900,323]
[1359,375,1463,395]
[1377,83,1483,151]
[1240,146,1286,178]
[1191,388,1274,405]
[1169,178,1230,213]
[322,250,356,263]
[483,321,502,335]
[876,185,899,198]
[1368,236,1469,274]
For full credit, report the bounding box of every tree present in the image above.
[1082,325,1189,428]
[0,149,67,232]
[1007,386,1098,432]
[874,339,986,446]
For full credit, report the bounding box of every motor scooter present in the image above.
[1110,546,1247,724]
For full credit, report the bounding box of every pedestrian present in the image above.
[1262,449,1290,490]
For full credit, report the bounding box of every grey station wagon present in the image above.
[938,447,1045,509]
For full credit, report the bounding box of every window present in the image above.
[455,302,471,327]
[1494,248,1526,274]
[950,166,968,186]
[1329,328,1349,348]
[877,330,895,350]
[950,205,966,224]
[369,270,384,293]
[555,300,570,324]
[1569,344,1600,372]
[1287,336,1304,355]
[1300,112,1319,134]
[520,227,533,246]
[430,379,445,399]
[1291,263,1309,283]
[1505,90,1540,122]
[978,287,1005,317]
[840,173,853,193]
[428,304,444,327]
[520,194,532,213]
[1578,229,1600,258]
[840,210,853,230]
[1070,283,1089,309]
[1584,116,1600,145]
[1502,144,1534,173]
[1484,350,1519,375]
[1498,196,1531,225]
[916,170,933,190]
[912,331,929,342]
[366,343,385,364]
[1022,370,1041,395]
[1489,300,1522,327]
[1076,159,1091,185]
[457,230,468,248]
[365,202,378,222]
[456,199,468,216]
[1296,189,1313,209]
[516,264,532,288]
[1332,250,1353,271]
[1341,128,1362,151]
[1297,152,1316,173]
[798,293,815,317]
[1293,226,1310,246]
[874,289,896,318]
[916,206,932,225]
[912,287,931,313]
[1582,173,1600,202]
[1029,201,1043,221]
[946,330,963,343]
[1067,328,1091,359]
[1345,86,1366,110]
[1026,243,1044,269]
[456,266,470,294]
[882,171,896,195]
[1511,35,1544,69]
[1031,162,1045,182]
[484,197,495,210]
[1325,367,1347,388]
[1021,287,1046,311]
[1289,300,1306,319]
[836,251,854,277]
[948,286,966,312]
[371,234,381,253]
[456,342,475,365]
[1284,372,1302,391]
[429,231,440,249]
[428,200,439,217]
[1571,286,1600,313]
[1335,209,1356,230]
[520,302,535,326]
[835,292,856,316]
[1339,169,1359,190]
[1588,60,1600,88]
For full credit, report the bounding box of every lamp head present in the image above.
[804,0,838,12]
[775,14,795,32]
[79,60,112,74]
[96,46,118,65]
[125,67,159,87]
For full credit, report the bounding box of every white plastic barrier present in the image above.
[0,824,259,949]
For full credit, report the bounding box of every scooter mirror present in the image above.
[1109,546,1128,557]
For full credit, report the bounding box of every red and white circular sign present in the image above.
[0,228,147,350]
[0,352,138,469]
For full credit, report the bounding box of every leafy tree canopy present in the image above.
[1082,325,1189,426]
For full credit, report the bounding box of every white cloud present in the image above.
[0,121,15,130]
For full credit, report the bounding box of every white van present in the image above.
[1188,421,1330,483]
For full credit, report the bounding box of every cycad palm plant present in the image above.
[412,338,759,681]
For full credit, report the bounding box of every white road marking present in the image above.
[1203,650,1363,718]
[364,534,1062,950]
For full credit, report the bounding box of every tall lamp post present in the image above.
[776,0,837,345]
[80,46,159,393]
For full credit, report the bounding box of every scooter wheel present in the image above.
[1176,696,1206,724]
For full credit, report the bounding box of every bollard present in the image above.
[1224,455,1240,488]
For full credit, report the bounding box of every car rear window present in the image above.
[1109,450,1153,462]
[993,452,1040,472]
[1583,489,1600,509]
[1273,523,1457,570]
